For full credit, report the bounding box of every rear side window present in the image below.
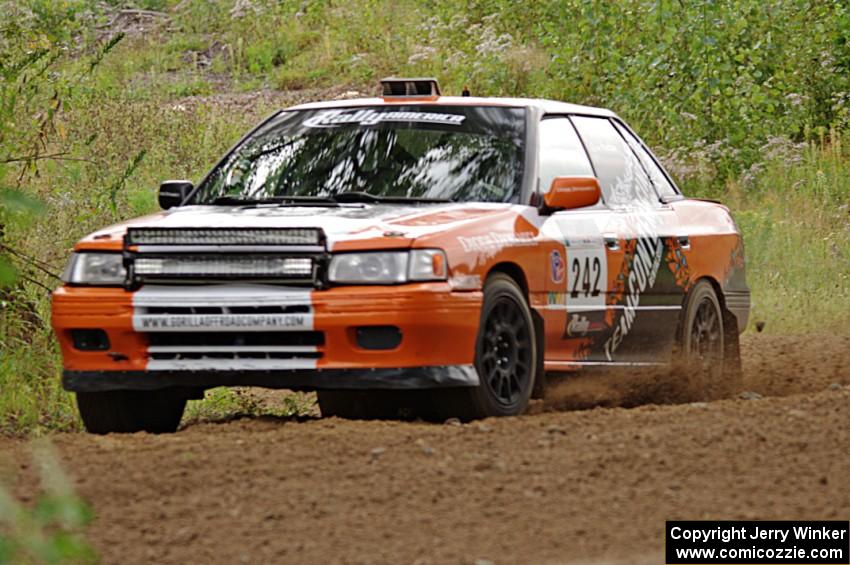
[612,120,678,199]
[538,117,594,194]
[570,116,656,208]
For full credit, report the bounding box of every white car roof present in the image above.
[286,96,619,118]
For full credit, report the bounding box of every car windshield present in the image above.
[196,105,526,204]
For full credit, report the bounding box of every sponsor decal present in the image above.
[550,249,565,284]
[665,236,693,289]
[136,313,309,331]
[565,313,605,337]
[567,315,589,335]
[132,285,315,339]
[603,232,664,360]
[547,291,566,306]
[304,109,465,128]
[457,231,536,253]
[600,132,666,360]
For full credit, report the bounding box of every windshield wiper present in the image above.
[330,191,452,204]
[209,192,452,206]
[210,195,340,207]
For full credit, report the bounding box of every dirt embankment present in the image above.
[1,334,848,565]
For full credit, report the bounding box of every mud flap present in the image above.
[722,308,743,394]
[531,311,546,399]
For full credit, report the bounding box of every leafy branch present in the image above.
[0,4,125,288]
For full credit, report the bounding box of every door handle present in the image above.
[677,235,691,249]
[603,235,621,251]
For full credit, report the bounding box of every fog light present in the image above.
[356,326,402,350]
[70,329,110,351]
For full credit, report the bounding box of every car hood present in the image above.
[76,202,527,252]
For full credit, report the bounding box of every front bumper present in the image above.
[62,366,478,392]
[52,283,482,391]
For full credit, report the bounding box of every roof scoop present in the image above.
[380,77,441,98]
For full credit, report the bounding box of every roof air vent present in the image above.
[380,77,441,98]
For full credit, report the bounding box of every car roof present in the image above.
[286,96,618,118]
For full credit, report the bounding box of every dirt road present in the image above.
[1,334,848,564]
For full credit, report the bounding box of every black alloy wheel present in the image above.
[435,273,538,420]
[689,293,724,379]
[674,279,732,401]
[478,294,534,410]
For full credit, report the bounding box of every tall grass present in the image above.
[730,138,850,333]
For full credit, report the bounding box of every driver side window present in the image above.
[538,117,594,196]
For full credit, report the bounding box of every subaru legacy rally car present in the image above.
[52,78,750,433]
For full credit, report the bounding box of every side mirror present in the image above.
[158,180,193,210]
[543,176,601,211]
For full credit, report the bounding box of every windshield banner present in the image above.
[304,109,466,128]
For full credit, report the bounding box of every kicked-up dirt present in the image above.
[0,333,848,564]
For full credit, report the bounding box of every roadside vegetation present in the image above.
[0,442,95,563]
[0,0,848,436]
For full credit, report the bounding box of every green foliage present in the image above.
[728,135,850,332]
[1,286,78,435]
[490,0,850,161]
[111,0,172,10]
[0,442,95,563]
[106,149,146,212]
[0,0,124,286]
[0,188,44,286]
[116,0,850,176]
[184,388,317,423]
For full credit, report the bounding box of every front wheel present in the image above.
[76,390,187,434]
[435,273,538,420]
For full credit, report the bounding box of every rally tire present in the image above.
[317,390,424,420]
[76,390,186,434]
[436,273,537,421]
[673,280,734,401]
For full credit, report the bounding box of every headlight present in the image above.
[63,253,126,285]
[408,249,447,280]
[328,250,448,284]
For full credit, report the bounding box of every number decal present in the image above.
[570,259,580,298]
[565,248,607,308]
[570,256,602,299]
[592,257,601,296]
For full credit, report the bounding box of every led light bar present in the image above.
[133,256,314,278]
[126,228,322,246]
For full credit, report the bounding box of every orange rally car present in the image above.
[52,78,750,433]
